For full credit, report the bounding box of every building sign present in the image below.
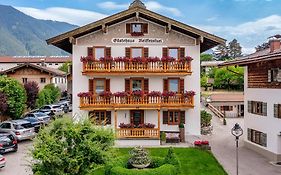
[112,38,163,44]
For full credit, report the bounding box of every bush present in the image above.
[44,83,61,103]
[149,156,165,168]
[0,92,8,115]
[32,117,115,175]
[36,88,52,108]
[164,147,180,169]
[0,77,26,119]
[24,81,39,109]
[110,164,177,175]
[201,110,212,127]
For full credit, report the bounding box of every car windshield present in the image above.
[0,135,12,142]
[25,117,38,122]
[53,105,61,109]
[35,113,47,117]
[14,123,33,129]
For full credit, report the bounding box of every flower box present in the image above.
[77,92,92,98]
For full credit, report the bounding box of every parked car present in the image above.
[0,132,18,154]
[0,120,36,141]
[23,112,51,125]
[0,155,5,168]
[57,100,72,113]
[23,117,41,133]
[39,105,64,117]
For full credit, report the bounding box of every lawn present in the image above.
[96,147,227,175]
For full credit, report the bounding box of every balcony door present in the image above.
[130,110,144,126]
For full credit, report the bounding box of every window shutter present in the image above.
[180,111,185,124]
[144,47,149,58]
[262,102,267,116]
[179,48,185,58]
[162,48,168,57]
[144,79,149,93]
[105,47,111,57]
[89,79,94,93]
[268,69,272,82]
[247,128,251,141]
[125,47,131,58]
[87,47,93,56]
[126,23,131,34]
[163,111,168,124]
[180,79,185,93]
[125,79,130,92]
[261,133,267,147]
[106,111,111,125]
[130,111,134,124]
[274,104,278,118]
[163,79,168,91]
[106,79,110,91]
[247,101,252,113]
[142,23,148,33]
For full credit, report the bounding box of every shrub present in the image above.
[128,147,151,167]
[160,132,166,141]
[36,88,52,108]
[31,117,115,175]
[44,83,61,103]
[0,77,26,119]
[110,164,177,175]
[24,81,39,109]
[201,110,212,127]
[149,156,165,168]
[164,147,180,168]
[0,92,8,115]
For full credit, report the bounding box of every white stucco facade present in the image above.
[244,66,281,161]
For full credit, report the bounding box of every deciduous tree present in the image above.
[24,81,39,109]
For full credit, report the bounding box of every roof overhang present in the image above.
[47,7,225,53]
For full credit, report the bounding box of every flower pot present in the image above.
[131,163,150,169]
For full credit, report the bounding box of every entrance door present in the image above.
[130,110,144,126]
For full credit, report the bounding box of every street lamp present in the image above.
[231,123,243,175]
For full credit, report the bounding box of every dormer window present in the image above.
[126,23,148,36]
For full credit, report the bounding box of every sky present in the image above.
[0,0,281,54]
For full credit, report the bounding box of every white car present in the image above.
[0,155,5,168]
[39,105,64,117]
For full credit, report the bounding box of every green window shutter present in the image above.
[106,111,111,125]
[163,111,168,124]
[180,111,185,124]
[274,104,278,118]
[247,101,252,113]
[262,102,267,116]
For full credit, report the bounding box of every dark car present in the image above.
[0,132,18,154]
[23,117,41,133]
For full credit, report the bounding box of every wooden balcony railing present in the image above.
[116,128,159,138]
[79,94,194,110]
[82,61,192,76]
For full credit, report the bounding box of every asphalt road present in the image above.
[0,140,32,175]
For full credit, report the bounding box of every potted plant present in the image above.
[128,146,151,169]
[179,123,185,142]
[160,132,166,145]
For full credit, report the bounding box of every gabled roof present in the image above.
[0,56,71,63]
[210,93,244,102]
[0,63,66,77]
[47,1,225,53]
[220,49,281,67]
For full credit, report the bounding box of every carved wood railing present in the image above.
[116,128,159,138]
[79,94,194,109]
[82,61,191,75]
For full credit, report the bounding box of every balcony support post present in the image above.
[114,110,117,129]
[157,109,160,138]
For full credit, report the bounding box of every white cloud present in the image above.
[15,7,108,26]
[97,1,182,17]
[197,15,281,54]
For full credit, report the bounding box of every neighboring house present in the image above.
[0,56,71,71]
[221,36,281,162]
[67,65,73,102]
[208,93,244,118]
[0,63,67,91]
[47,0,225,146]
[201,61,224,74]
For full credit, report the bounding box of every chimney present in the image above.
[269,35,281,52]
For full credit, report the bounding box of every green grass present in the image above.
[99,147,227,175]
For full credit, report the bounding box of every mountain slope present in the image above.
[0,5,78,56]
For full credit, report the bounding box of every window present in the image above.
[168,48,178,59]
[0,123,11,129]
[269,68,281,82]
[132,79,143,91]
[95,48,105,60]
[22,78,27,84]
[40,78,46,83]
[220,106,233,111]
[168,111,180,125]
[131,48,143,58]
[95,79,105,93]
[274,104,281,119]
[168,79,179,92]
[49,63,52,65]
[89,111,111,125]
[248,101,267,116]
[131,23,142,33]
[55,63,58,65]
[248,128,267,147]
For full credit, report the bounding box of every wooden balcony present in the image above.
[82,61,192,76]
[79,94,194,110]
[116,128,159,138]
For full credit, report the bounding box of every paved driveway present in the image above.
[0,140,32,175]
[203,115,281,175]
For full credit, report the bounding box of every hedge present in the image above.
[110,164,177,175]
